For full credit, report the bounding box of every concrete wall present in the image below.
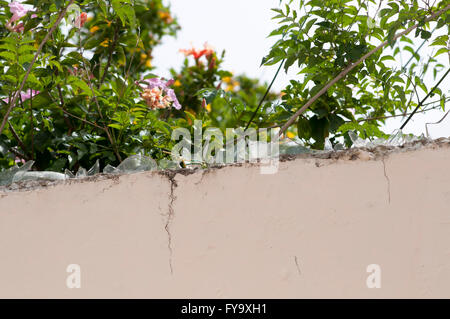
[1,143,450,298]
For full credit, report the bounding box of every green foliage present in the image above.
[0,0,278,172]
[262,0,449,148]
[0,0,181,171]
[171,52,280,131]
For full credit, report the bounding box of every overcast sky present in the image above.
[153,0,450,139]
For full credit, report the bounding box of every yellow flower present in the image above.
[140,53,148,60]
[158,11,168,19]
[287,132,295,139]
[145,59,152,68]
[205,104,212,112]
[90,26,99,33]
[106,20,112,27]
[222,76,232,84]
[158,11,173,23]
[173,79,182,87]
[130,47,142,54]
[100,39,110,47]
[224,80,239,92]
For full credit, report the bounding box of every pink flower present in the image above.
[7,22,24,32]
[20,90,39,101]
[6,2,31,33]
[137,77,182,110]
[2,90,40,104]
[141,87,171,110]
[9,1,29,23]
[15,157,26,165]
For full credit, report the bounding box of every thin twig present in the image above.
[245,59,285,130]
[279,4,450,136]
[8,147,30,161]
[29,88,34,160]
[47,92,106,131]
[425,109,450,137]
[400,67,450,129]
[7,121,29,157]
[354,101,444,123]
[0,0,76,135]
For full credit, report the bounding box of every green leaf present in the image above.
[0,74,17,84]
[122,4,136,29]
[68,76,93,96]
[420,30,432,40]
[310,116,329,149]
[297,116,311,140]
[108,123,123,130]
[0,43,16,51]
[19,53,35,65]
[329,114,345,133]
[434,47,448,58]
[112,0,127,26]
[380,55,396,62]
[0,51,16,62]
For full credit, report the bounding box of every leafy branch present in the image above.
[0,0,77,135]
[278,3,450,136]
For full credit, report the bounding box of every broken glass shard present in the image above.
[12,171,67,183]
[0,161,34,186]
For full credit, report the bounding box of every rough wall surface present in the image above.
[1,143,450,298]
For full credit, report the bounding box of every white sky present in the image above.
[153,0,450,139]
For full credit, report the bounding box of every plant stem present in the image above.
[7,121,29,158]
[29,89,34,160]
[245,59,285,130]
[400,67,450,130]
[9,147,30,161]
[355,101,445,123]
[47,91,105,131]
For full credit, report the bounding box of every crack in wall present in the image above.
[162,171,178,275]
[294,256,301,276]
[381,157,391,204]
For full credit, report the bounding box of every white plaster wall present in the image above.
[0,145,450,298]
